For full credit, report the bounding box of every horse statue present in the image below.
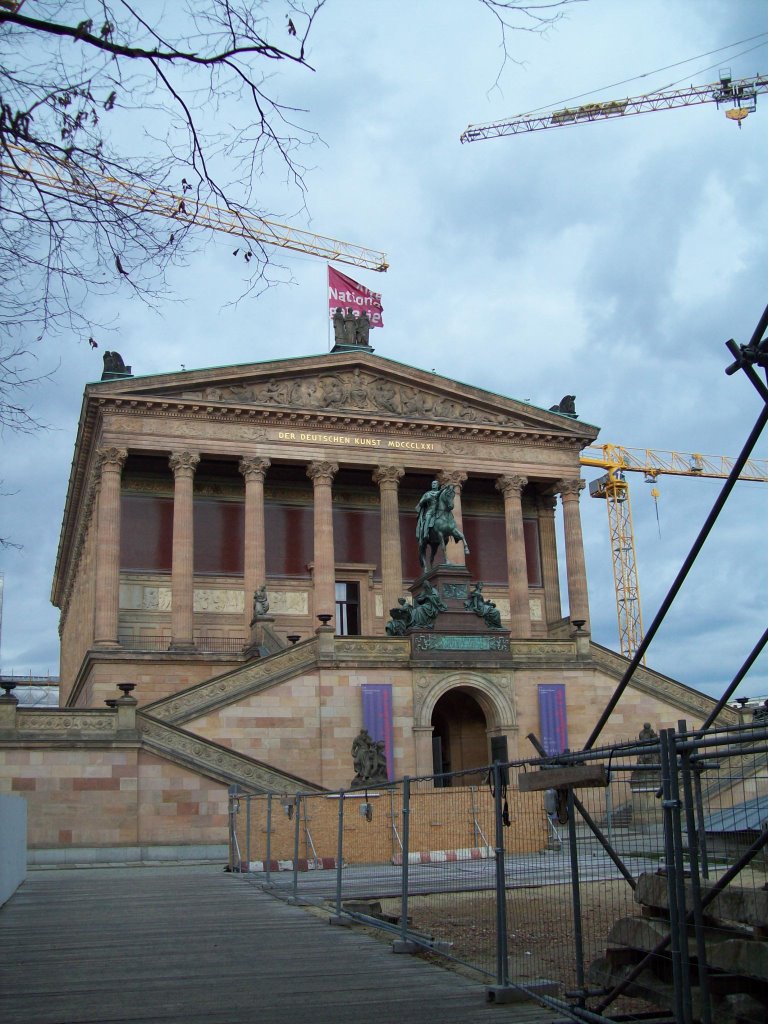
[416,481,470,572]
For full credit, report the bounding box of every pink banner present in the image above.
[328,266,383,327]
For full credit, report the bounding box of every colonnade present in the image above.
[92,447,590,648]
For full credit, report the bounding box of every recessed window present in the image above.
[335,582,360,635]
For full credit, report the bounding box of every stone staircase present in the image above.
[143,637,319,725]
[137,713,324,794]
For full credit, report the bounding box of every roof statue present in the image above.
[549,394,578,418]
[101,350,132,381]
[332,307,372,352]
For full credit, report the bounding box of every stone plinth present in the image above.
[243,616,277,658]
[407,565,511,659]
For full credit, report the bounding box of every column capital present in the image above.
[496,474,527,499]
[239,455,271,482]
[307,460,338,484]
[372,465,404,487]
[169,450,200,477]
[96,446,128,472]
[558,478,585,499]
[437,470,468,491]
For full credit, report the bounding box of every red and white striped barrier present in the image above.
[392,846,493,866]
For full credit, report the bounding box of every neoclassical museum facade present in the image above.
[1,337,732,858]
[42,340,723,783]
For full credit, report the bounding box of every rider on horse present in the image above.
[416,480,470,571]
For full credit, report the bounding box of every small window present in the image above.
[335,581,360,636]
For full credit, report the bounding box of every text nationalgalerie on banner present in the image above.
[328,265,384,327]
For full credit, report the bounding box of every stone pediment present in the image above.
[92,353,596,438]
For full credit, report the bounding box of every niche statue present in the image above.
[350,728,388,787]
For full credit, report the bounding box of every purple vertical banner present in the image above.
[361,683,394,781]
[538,684,568,755]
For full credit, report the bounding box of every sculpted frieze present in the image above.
[146,642,317,723]
[184,370,525,427]
[268,591,309,615]
[137,717,313,793]
[193,589,244,614]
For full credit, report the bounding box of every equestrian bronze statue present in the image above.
[415,480,470,572]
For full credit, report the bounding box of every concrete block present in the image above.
[0,794,26,906]
[486,980,558,1003]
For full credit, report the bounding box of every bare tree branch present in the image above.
[478,0,585,84]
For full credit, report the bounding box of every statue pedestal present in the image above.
[410,564,506,634]
[243,616,277,658]
[407,565,511,657]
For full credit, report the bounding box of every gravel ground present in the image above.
[382,878,642,993]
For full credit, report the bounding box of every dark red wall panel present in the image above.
[194,500,244,575]
[120,494,173,571]
[333,507,381,576]
[265,504,313,576]
[523,518,543,587]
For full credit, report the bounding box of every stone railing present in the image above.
[0,702,138,742]
[143,639,319,725]
[334,637,411,662]
[509,638,577,661]
[589,642,739,724]
[137,715,323,794]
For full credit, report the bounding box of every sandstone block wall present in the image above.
[0,745,228,852]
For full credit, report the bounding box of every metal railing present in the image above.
[229,723,768,1022]
[118,635,245,653]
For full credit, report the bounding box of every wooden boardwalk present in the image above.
[0,865,557,1024]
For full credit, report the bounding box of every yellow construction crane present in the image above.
[580,445,768,660]
[460,70,768,142]
[0,144,388,272]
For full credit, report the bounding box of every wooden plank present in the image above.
[0,866,555,1024]
[517,765,608,791]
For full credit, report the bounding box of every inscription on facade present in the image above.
[414,634,510,652]
[276,430,436,451]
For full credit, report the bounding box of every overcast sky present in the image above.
[1,0,767,705]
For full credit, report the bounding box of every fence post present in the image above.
[331,791,346,923]
[265,794,273,883]
[692,765,710,879]
[566,785,586,1005]
[660,728,691,1024]
[488,761,510,996]
[292,793,301,901]
[393,777,414,952]
[245,794,252,870]
[678,721,712,1024]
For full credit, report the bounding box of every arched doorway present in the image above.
[431,689,488,786]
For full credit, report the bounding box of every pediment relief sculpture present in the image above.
[179,369,531,428]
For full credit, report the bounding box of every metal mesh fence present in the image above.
[229,721,768,1023]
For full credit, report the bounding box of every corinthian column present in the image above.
[169,450,200,649]
[437,470,468,566]
[373,465,404,616]
[93,446,128,646]
[538,492,562,625]
[307,460,338,622]
[496,474,531,638]
[239,456,271,633]
[558,478,590,631]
